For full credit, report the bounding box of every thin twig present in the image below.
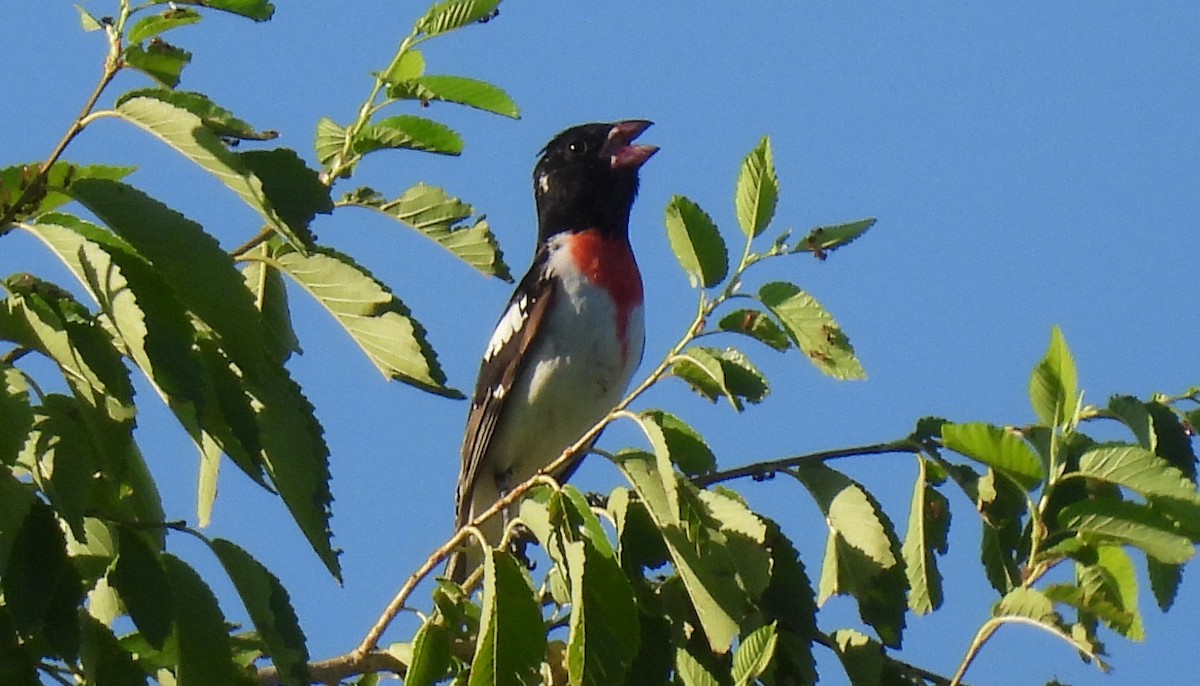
[692,439,922,488]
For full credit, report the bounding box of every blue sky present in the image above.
[6,3,1199,684]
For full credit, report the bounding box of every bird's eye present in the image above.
[567,139,590,156]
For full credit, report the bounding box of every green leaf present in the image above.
[1,365,35,467]
[831,629,884,686]
[0,162,133,219]
[80,613,147,685]
[671,346,768,411]
[127,8,202,44]
[389,75,519,119]
[1076,444,1200,515]
[716,309,790,351]
[382,49,425,83]
[902,458,949,615]
[0,473,35,572]
[0,276,136,432]
[616,455,747,655]
[252,367,340,579]
[941,422,1043,490]
[3,501,84,660]
[1059,499,1194,564]
[75,4,104,31]
[758,519,817,686]
[405,620,452,686]
[355,116,464,156]
[637,410,716,477]
[344,183,511,280]
[315,117,348,168]
[1146,401,1198,481]
[21,215,263,518]
[123,41,192,88]
[1029,325,1077,427]
[160,554,237,686]
[272,245,460,397]
[663,195,727,288]
[104,96,307,248]
[110,528,174,649]
[1106,395,1155,450]
[416,0,501,36]
[565,539,639,686]
[15,395,100,540]
[115,88,278,142]
[469,549,545,686]
[154,0,275,21]
[1146,558,1183,611]
[790,463,907,648]
[239,149,332,242]
[67,178,271,376]
[994,586,1056,623]
[734,136,778,238]
[795,218,877,258]
[732,623,777,686]
[758,281,865,380]
[1082,544,1143,641]
[209,539,310,686]
[242,250,301,363]
[675,647,721,686]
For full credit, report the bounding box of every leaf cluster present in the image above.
[1,1,518,683]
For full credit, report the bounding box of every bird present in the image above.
[447,120,658,582]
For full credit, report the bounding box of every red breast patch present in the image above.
[567,230,643,344]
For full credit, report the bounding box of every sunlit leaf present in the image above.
[831,629,884,686]
[116,88,277,141]
[127,8,202,44]
[716,309,790,351]
[242,249,301,364]
[1076,444,1200,516]
[663,195,727,288]
[759,281,865,380]
[902,457,949,615]
[416,0,501,36]
[315,117,348,168]
[104,96,307,248]
[0,162,133,219]
[272,245,459,397]
[381,49,425,83]
[637,410,716,476]
[75,4,104,31]
[671,346,768,411]
[732,623,777,686]
[405,620,452,686]
[469,549,544,686]
[67,179,272,376]
[152,0,275,21]
[343,184,510,280]
[123,41,192,88]
[354,115,463,156]
[1059,499,1193,564]
[790,463,906,648]
[675,647,721,686]
[565,538,639,686]
[941,422,1043,490]
[389,75,519,119]
[734,136,778,238]
[1029,325,1077,427]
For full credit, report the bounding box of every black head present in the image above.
[533,120,658,242]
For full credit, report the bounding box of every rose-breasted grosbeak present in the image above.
[448,120,658,582]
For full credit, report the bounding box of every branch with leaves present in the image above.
[3,2,1199,686]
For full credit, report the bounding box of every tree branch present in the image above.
[692,438,923,488]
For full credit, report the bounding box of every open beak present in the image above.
[605,120,658,170]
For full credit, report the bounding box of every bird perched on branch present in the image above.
[448,120,658,582]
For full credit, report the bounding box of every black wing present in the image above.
[455,249,555,529]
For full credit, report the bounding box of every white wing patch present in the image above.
[483,294,529,361]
